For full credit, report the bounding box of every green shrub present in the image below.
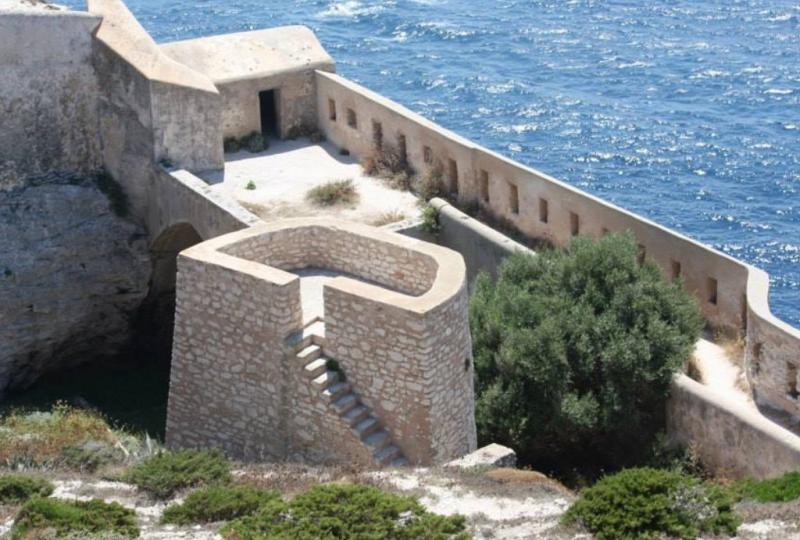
[0,475,54,504]
[0,404,124,471]
[12,497,139,539]
[224,137,241,153]
[305,179,359,207]
[162,485,279,525]
[420,204,440,234]
[245,180,256,191]
[470,233,702,475]
[94,169,128,218]
[361,145,410,186]
[563,467,739,540]
[222,483,469,539]
[244,132,267,153]
[123,449,231,499]
[738,471,800,502]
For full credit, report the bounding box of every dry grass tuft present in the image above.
[305,179,359,207]
[370,210,407,227]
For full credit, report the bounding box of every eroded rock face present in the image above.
[0,172,151,394]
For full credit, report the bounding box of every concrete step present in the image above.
[342,404,369,426]
[389,457,409,467]
[286,320,326,350]
[303,358,327,378]
[364,429,390,451]
[353,416,380,439]
[374,444,401,465]
[322,381,349,402]
[332,393,358,413]
[296,344,321,362]
[312,370,341,388]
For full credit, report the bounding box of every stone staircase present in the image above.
[288,320,408,467]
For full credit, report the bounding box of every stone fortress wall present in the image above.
[315,70,800,423]
[167,219,476,466]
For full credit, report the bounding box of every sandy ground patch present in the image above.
[201,138,420,226]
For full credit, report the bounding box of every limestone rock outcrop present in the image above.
[0,172,151,394]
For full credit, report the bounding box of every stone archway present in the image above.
[139,223,203,364]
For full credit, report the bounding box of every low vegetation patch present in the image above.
[370,210,406,227]
[470,233,703,477]
[420,203,440,233]
[738,471,800,503]
[305,179,359,207]
[162,485,280,525]
[123,449,231,499]
[245,180,256,190]
[0,404,124,471]
[0,475,53,504]
[413,162,445,201]
[224,132,268,154]
[563,467,739,540]
[222,483,469,539]
[361,146,412,190]
[12,497,139,539]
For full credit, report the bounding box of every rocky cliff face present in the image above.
[0,172,151,394]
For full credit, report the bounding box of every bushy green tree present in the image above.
[470,233,702,474]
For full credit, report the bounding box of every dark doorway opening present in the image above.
[259,89,278,136]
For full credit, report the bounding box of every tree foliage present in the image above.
[470,233,702,474]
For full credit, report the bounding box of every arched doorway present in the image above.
[141,223,203,363]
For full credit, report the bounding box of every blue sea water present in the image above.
[66,0,800,327]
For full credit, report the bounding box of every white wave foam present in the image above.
[317,1,385,18]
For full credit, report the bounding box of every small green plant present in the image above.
[12,497,139,539]
[94,169,128,218]
[305,179,359,207]
[223,137,241,153]
[123,449,231,499]
[563,467,739,540]
[0,475,54,504]
[738,471,800,503]
[245,180,256,190]
[244,131,267,153]
[221,483,469,539]
[420,204,440,233]
[162,485,279,525]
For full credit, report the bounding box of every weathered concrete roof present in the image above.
[160,26,335,85]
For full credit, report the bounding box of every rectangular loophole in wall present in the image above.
[372,120,383,149]
[707,277,718,305]
[480,170,490,202]
[346,108,357,129]
[601,227,610,236]
[448,159,459,194]
[637,244,646,265]
[397,133,407,164]
[570,212,580,236]
[328,98,337,121]
[423,145,433,164]
[788,363,799,399]
[539,198,549,223]
[509,183,519,214]
[671,260,682,280]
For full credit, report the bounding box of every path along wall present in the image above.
[168,220,476,465]
[315,70,800,421]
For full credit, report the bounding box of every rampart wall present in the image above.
[315,70,800,420]
[0,10,102,186]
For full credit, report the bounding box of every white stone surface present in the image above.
[446,443,517,469]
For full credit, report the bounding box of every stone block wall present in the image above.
[166,250,303,460]
[167,219,476,466]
